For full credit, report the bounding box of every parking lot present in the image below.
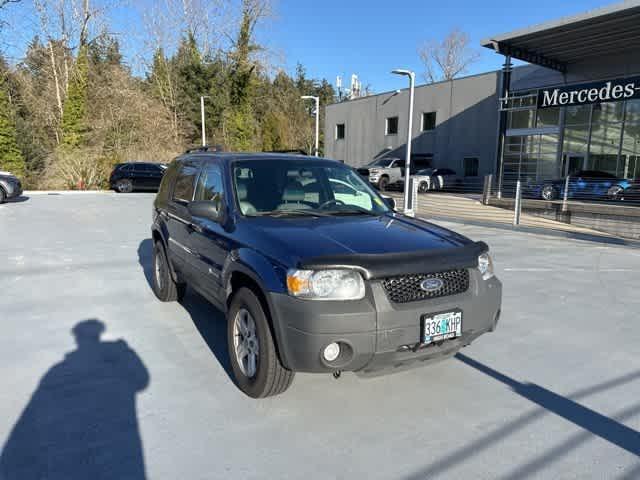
[1,192,639,479]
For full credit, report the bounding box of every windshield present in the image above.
[233,159,391,217]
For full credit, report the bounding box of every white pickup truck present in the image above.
[356,157,404,191]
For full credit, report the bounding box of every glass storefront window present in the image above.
[536,107,560,128]
[565,105,591,125]
[625,99,640,124]
[591,102,625,124]
[508,109,535,129]
[621,122,640,179]
[588,121,623,176]
[563,126,589,155]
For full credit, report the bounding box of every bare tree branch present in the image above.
[418,28,480,83]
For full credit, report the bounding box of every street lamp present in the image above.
[301,95,320,156]
[200,95,210,147]
[391,69,416,215]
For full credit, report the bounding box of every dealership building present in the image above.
[324,1,640,194]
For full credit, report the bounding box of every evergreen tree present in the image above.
[61,46,89,148]
[0,84,26,177]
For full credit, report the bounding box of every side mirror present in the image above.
[188,199,222,222]
[381,195,396,210]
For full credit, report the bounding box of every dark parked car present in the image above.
[109,162,167,193]
[151,152,502,398]
[0,171,23,203]
[524,170,631,201]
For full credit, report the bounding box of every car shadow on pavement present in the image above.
[4,195,29,203]
[137,239,234,381]
[0,319,149,480]
[406,353,640,480]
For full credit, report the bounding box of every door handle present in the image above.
[188,222,203,234]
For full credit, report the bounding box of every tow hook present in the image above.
[332,370,342,379]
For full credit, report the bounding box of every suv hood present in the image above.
[245,214,474,268]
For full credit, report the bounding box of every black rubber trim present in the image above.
[299,241,488,279]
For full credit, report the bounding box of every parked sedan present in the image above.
[0,171,23,203]
[525,170,631,201]
[413,168,461,192]
[109,162,167,193]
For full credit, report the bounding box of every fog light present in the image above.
[323,342,341,362]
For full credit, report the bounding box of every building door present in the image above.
[562,153,586,177]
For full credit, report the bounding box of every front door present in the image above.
[187,162,229,306]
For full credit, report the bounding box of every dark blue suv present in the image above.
[151,152,502,398]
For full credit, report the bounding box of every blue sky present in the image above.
[265,0,618,92]
[1,0,620,92]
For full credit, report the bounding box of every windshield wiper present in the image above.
[322,206,382,216]
[249,209,332,218]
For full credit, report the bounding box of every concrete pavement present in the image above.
[1,193,639,479]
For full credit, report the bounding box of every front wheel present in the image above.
[0,187,6,204]
[541,185,558,201]
[227,287,294,398]
[418,181,429,193]
[377,176,389,191]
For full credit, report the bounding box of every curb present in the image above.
[425,214,640,249]
[24,190,114,195]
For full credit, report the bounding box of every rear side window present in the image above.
[194,164,224,202]
[172,162,199,202]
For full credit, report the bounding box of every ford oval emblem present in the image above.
[420,278,444,292]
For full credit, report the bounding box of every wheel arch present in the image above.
[224,255,291,369]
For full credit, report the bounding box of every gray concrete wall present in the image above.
[325,71,500,176]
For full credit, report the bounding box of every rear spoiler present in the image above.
[299,241,488,280]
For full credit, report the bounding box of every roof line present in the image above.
[326,70,499,107]
[480,0,640,46]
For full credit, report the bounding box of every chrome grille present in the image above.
[381,269,469,303]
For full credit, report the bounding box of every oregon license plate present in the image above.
[421,311,462,345]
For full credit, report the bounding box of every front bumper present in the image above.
[268,270,502,375]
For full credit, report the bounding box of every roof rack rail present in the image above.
[265,149,308,155]
[184,144,224,154]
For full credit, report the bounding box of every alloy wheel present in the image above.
[233,308,260,378]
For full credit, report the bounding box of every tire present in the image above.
[0,187,6,204]
[377,176,389,192]
[227,287,294,398]
[541,185,558,201]
[152,240,186,302]
[115,179,133,193]
[418,181,429,193]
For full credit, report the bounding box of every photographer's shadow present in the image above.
[0,320,149,480]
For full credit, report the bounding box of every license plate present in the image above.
[421,311,462,345]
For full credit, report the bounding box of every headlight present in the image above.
[287,269,365,300]
[478,253,494,280]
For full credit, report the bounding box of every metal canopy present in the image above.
[481,1,640,73]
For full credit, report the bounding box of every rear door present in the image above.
[165,159,201,279]
[187,162,230,305]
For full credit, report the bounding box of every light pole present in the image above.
[200,95,210,147]
[301,95,320,156]
[391,69,415,215]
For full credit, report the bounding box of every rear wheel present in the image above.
[0,187,5,204]
[152,241,186,302]
[541,185,558,201]
[116,179,133,193]
[418,181,429,193]
[377,176,389,191]
[227,287,294,398]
